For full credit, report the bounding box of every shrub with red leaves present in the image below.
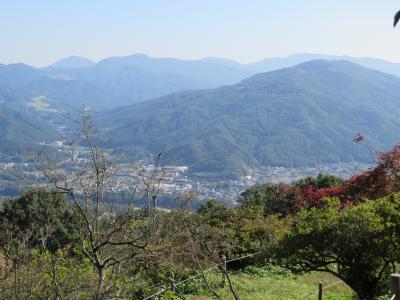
[292,184,344,209]
[293,144,400,210]
[343,144,400,201]
[241,145,400,216]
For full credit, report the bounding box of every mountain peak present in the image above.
[295,59,357,69]
[49,55,95,69]
[294,59,388,76]
[100,58,400,178]
[298,58,355,66]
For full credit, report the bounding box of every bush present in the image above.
[266,193,400,300]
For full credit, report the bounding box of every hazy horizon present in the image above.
[3,52,400,68]
[2,1,400,67]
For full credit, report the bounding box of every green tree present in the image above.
[0,188,80,252]
[266,194,400,299]
[240,183,294,215]
[293,173,343,189]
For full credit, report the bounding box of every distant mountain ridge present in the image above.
[0,54,255,112]
[49,55,95,69]
[202,53,400,78]
[256,54,400,77]
[99,60,400,178]
[93,53,254,87]
[1,53,400,113]
[46,52,400,78]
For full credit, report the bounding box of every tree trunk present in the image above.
[94,266,105,300]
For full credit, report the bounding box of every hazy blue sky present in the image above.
[1,0,400,66]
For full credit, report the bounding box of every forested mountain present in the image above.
[0,105,55,141]
[2,55,400,173]
[100,60,400,178]
[0,105,57,161]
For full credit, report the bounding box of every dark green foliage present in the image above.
[266,193,400,300]
[197,199,228,216]
[0,189,80,251]
[293,174,343,189]
[101,60,400,178]
[240,183,294,216]
[196,200,276,258]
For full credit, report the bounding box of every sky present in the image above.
[1,0,400,66]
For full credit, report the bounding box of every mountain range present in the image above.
[205,53,400,77]
[99,60,400,178]
[50,52,400,78]
[1,53,400,112]
[1,54,400,177]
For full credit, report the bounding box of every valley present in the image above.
[0,55,397,204]
[0,139,370,204]
[2,3,400,298]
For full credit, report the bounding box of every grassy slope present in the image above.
[185,269,353,300]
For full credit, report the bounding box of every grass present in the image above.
[179,265,354,300]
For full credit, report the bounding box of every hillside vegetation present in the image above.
[101,60,400,178]
[2,140,400,299]
[0,105,57,161]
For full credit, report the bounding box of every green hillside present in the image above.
[0,105,57,161]
[100,60,400,178]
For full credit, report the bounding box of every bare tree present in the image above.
[35,108,170,299]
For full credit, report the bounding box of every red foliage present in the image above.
[285,145,400,211]
[259,145,400,214]
[292,185,344,209]
[343,144,400,200]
